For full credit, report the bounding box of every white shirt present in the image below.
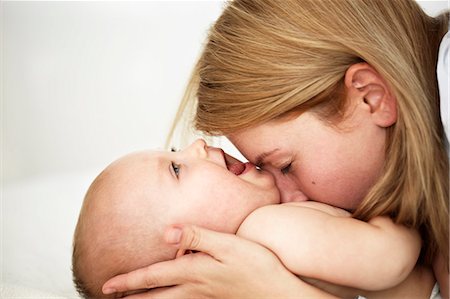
[437,27,449,155]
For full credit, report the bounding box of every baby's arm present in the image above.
[237,201,421,291]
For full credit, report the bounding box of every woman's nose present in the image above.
[268,170,309,203]
[279,187,309,203]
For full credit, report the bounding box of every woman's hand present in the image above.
[102,225,336,298]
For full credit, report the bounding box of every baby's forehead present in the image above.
[112,150,160,168]
[122,151,170,180]
[88,152,165,231]
[104,151,162,181]
[85,149,175,222]
[104,150,169,200]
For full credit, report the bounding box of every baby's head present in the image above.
[72,139,280,298]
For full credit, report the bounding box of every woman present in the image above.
[103,0,449,297]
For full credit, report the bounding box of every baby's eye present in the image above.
[281,162,292,175]
[171,162,181,177]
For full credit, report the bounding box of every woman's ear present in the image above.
[344,62,397,127]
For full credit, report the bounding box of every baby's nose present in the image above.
[188,138,208,156]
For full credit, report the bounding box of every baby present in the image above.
[72,139,427,298]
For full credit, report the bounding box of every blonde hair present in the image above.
[169,0,449,265]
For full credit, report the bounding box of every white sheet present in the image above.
[3,171,99,298]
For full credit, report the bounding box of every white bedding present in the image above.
[1,283,66,298]
[3,171,99,298]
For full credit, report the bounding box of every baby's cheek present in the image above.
[199,193,246,232]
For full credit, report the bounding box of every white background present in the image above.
[3,1,226,183]
[1,1,448,297]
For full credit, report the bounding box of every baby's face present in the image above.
[74,139,280,297]
[112,139,280,234]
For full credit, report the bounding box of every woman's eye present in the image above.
[171,162,180,177]
[281,163,292,175]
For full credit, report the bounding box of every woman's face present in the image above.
[134,139,281,233]
[229,111,387,211]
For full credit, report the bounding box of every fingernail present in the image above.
[166,227,182,244]
[103,287,116,294]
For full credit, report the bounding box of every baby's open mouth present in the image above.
[224,152,246,175]
[224,153,256,176]
[227,162,246,175]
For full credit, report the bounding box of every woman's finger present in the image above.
[124,286,189,299]
[102,254,207,294]
[103,225,247,295]
[166,225,238,262]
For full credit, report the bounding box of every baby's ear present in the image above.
[344,62,397,127]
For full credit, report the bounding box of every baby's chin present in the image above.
[260,182,281,205]
[271,186,282,204]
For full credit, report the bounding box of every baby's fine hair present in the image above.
[72,166,173,298]
[72,170,111,298]
[169,0,449,265]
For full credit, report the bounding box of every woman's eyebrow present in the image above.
[255,149,280,166]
